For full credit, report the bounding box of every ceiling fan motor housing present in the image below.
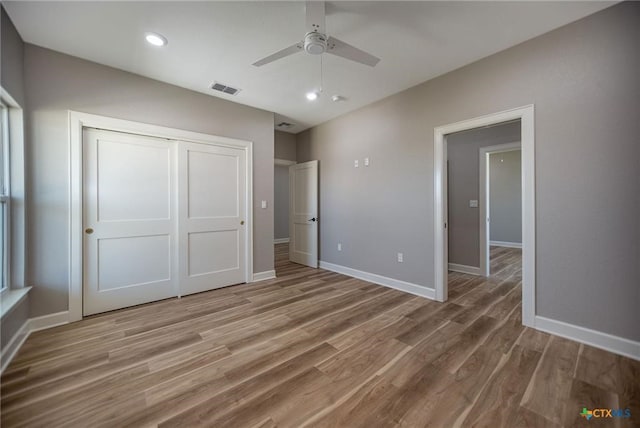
[304,32,327,55]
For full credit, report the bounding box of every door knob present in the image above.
[308,217,317,222]
[240,220,245,225]
[85,228,94,234]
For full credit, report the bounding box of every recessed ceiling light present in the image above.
[306,91,319,101]
[331,95,345,102]
[145,32,167,47]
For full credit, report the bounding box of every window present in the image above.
[0,101,9,292]
[0,89,29,318]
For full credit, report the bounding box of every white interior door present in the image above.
[289,160,318,268]
[178,141,247,295]
[83,128,177,315]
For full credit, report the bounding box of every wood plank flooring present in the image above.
[1,244,638,427]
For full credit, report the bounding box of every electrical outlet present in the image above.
[469,200,478,208]
[261,200,268,209]
[354,159,359,168]
[337,243,342,251]
[397,252,403,263]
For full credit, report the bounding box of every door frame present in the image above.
[479,142,521,277]
[69,111,253,322]
[433,105,535,327]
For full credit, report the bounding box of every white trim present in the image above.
[534,315,640,362]
[28,311,70,332]
[434,105,535,326]
[252,270,276,282]
[274,238,290,244]
[1,310,70,374]
[490,240,522,249]
[69,111,254,322]
[275,158,296,166]
[480,142,521,277]
[319,261,436,300]
[0,318,29,373]
[448,263,482,276]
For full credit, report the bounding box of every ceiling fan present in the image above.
[252,1,380,68]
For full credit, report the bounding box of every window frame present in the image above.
[0,87,26,296]
[0,100,10,293]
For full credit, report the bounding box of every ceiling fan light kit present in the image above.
[304,32,327,55]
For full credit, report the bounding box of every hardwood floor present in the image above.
[1,244,638,427]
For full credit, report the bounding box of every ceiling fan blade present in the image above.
[326,37,380,67]
[252,42,303,67]
[306,1,325,34]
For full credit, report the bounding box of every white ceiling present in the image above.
[5,1,613,134]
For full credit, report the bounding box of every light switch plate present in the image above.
[354,160,359,168]
[261,200,267,209]
[364,157,370,166]
[469,200,478,208]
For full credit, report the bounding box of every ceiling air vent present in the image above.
[211,82,241,96]
[276,122,294,129]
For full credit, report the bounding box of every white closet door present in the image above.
[83,129,177,315]
[178,141,247,296]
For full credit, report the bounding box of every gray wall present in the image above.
[1,6,24,107]
[274,165,289,240]
[1,297,28,349]
[297,3,640,341]
[489,150,522,244]
[275,130,296,161]
[24,45,275,318]
[447,122,521,267]
[1,296,29,369]
[1,6,30,352]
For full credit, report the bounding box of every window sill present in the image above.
[0,286,31,320]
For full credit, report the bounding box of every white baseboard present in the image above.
[274,238,289,244]
[1,319,30,373]
[28,311,70,332]
[319,261,436,300]
[534,315,640,362]
[490,240,522,249]
[252,270,276,282]
[448,263,483,276]
[1,310,70,374]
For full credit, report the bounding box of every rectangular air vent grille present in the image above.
[211,82,241,96]
[277,122,294,129]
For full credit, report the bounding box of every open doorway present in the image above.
[433,105,535,327]
[274,158,296,274]
[480,142,522,278]
[446,121,520,278]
